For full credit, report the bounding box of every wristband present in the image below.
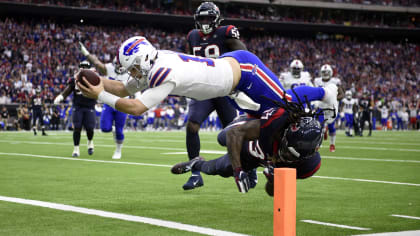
[98,90,119,109]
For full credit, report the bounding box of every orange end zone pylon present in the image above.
[273,168,296,236]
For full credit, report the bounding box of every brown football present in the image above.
[77,69,100,86]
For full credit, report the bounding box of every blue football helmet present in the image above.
[194,2,222,34]
[278,117,323,163]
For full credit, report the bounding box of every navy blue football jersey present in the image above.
[31,95,43,111]
[67,77,96,108]
[187,25,240,58]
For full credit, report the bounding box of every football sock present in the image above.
[73,146,79,153]
[86,129,94,140]
[330,134,336,145]
[73,130,81,146]
[186,129,200,160]
[115,141,123,153]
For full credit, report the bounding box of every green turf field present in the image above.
[0,130,419,236]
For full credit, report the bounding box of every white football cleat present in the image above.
[72,146,80,157]
[112,151,121,160]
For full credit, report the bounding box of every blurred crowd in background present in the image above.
[0,5,419,131]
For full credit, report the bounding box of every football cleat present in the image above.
[87,141,94,155]
[182,174,204,190]
[171,156,204,174]
[329,144,336,152]
[112,151,121,160]
[72,151,80,157]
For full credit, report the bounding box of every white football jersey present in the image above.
[380,106,389,119]
[145,50,233,100]
[342,98,357,114]
[105,63,131,82]
[314,77,341,88]
[279,71,313,90]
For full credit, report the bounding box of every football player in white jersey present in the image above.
[379,102,389,131]
[279,59,313,90]
[79,42,143,160]
[77,36,339,128]
[314,64,344,152]
[341,90,358,136]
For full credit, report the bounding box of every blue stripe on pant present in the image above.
[100,104,127,141]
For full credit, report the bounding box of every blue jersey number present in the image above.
[178,54,215,67]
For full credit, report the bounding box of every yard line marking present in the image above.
[0,152,172,168]
[390,214,420,220]
[301,220,371,230]
[0,196,249,236]
[1,152,420,187]
[0,140,186,151]
[352,230,420,236]
[1,139,420,152]
[163,151,226,155]
[312,176,420,187]
[321,156,420,164]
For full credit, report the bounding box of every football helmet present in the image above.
[278,117,323,163]
[118,36,157,80]
[79,60,91,69]
[194,2,222,35]
[112,56,126,74]
[320,64,333,81]
[345,90,352,99]
[290,59,304,78]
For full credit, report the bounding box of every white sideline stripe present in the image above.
[301,220,371,230]
[352,230,420,236]
[322,156,420,164]
[163,151,225,155]
[1,152,420,187]
[0,196,249,236]
[312,176,420,187]
[1,139,420,152]
[0,152,172,168]
[391,214,420,220]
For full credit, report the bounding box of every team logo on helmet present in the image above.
[123,38,148,56]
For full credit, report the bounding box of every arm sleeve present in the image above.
[137,82,175,109]
[105,63,114,76]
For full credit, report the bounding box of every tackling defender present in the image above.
[182,2,250,190]
[79,42,139,159]
[54,61,96,157]
[76,36,338,127]
[171,100,323,195]
[314,64,343,152]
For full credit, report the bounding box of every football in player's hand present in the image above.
[77,69,100,86]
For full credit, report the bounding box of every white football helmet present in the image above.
[320,64,333,81]
[345,90,352,99]
[118,36,157,80]
[290,59,303,78]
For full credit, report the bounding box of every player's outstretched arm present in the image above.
[76,77,148,116]
[101,78,130,97]
[79,42,107,75]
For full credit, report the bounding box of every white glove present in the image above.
[229,91,260,111]
[79,41,90,56]
[54,94,64,105]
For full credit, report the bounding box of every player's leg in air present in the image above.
[112,110,127,159]
[220,51,338,118]
[83,107,96,155]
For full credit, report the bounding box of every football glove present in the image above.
[53,94,64,105]
[263,165,274,183]
[79,41,90,56]
[234,168,250,193]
